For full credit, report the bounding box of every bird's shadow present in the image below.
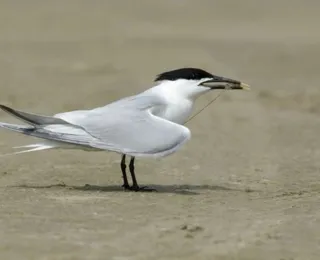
[11,183,256,195]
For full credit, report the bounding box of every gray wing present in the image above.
[77,96,191,157]
[0,104,70,126]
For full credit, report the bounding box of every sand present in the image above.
[0,1,320,259]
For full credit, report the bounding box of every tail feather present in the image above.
[0,121,101,150]
[0,144,54,157]
[13,144,42,149]
[0,105,100,152]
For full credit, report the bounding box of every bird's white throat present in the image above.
[144,79,209,124]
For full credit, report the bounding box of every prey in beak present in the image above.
[200,76,250,91]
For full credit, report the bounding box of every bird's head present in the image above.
[154,67,250,100]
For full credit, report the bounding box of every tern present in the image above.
[0,67,250,191]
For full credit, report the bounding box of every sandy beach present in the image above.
[0,1,320,259]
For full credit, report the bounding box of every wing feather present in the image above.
[0,104,69,125]
[79,110,190,157]
[76,95,191,157]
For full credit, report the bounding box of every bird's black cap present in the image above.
[154,67,214,82]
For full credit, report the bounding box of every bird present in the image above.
[0,67,250,192]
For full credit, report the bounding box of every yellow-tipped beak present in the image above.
[240,83,250,90]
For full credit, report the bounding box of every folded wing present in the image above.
[79,108,191,157]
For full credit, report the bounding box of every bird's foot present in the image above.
[122,183,131,190]
[133,185,157,192]
[128,185,156,192]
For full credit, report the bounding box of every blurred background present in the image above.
[0,1,320,259]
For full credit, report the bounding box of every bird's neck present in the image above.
[146,82,193,102]
[145,84,195,124]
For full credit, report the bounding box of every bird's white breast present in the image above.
[144,80,198,124]
[153,98,193,125]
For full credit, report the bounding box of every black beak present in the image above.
[200,76,250,90]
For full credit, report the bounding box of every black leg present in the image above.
[120,154,130,190]
[129,157,138,188]
[128,156,156,192]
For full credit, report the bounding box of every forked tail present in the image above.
[0,122,55,157]
[0,104,102,156]
[0,104,74,156]
[0,144,54,157]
